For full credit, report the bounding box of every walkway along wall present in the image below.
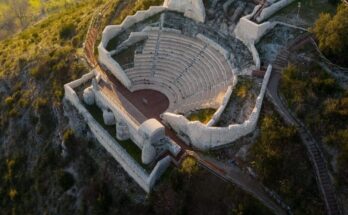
[162,65,272,150]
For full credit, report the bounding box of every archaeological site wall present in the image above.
[162,65,272,150]
[99,0,206,91]
[64,72,172,193]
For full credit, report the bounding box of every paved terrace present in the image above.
[101,70,189,151]
[101,72,169,122]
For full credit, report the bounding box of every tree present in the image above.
[328,0,339,4]
[180,157,198,176]
[4,0,30,29]
[311,3,348,65]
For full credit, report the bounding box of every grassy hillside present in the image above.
[0,0,119,214]
[0,0,87,39]
[0,0,273,214]
[247,102,325,215]
[280,64,348,188]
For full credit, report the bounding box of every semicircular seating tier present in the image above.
[124,30,234,113]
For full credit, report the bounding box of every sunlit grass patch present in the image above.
[187,108,216,124]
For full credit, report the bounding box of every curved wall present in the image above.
[64,72,173,193]
[162,65,272,150]
[98,0,206,89]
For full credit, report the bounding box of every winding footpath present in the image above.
[267,34,342,215]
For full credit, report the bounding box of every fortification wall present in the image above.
[64,76,149,192]
[65,72,96,89]
[164,0,206,22]
[256,0,296,23]
[206,81,236,126]
[235,18,275,44]
[98,6,166,89]
[234,3,279,69]
[98,0,207,90]
[163,65,273,150]
[148,156,172,188]
[110,32,148,55]
[100,6,165,46]
[93,89,144,148]
[64,74,172,193]
[98,49,132,88]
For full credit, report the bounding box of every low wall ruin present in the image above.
[99,0,207,90]
[256,0,296,23]
[64,73,172,193]
[162,65,272,150]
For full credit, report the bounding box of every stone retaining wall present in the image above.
[163,0,206,23]
[162,65,272,150]
[99,0,207,90]
[148,156,172,188]
[206,76,238,126]
[256,0,296,23]
[93,89,144,148]
[234,17,276,69]
[98,6,166,89]
[110,32,148,55]
[64,73,172,192]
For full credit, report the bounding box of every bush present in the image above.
[57,170,75,191]
[4,96,14,106]
[311,4,348,66]
[59,23,76,40]
[180,157,198,175]
[63,129,75,149]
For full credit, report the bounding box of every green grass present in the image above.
[187,108,216,124]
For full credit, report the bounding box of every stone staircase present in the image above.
[273,49,290,71]
[299,125,341,215]
[271,33,342,215]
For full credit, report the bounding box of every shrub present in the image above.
[180,157,198,176]
[59,23,76,40]
[33,97,48,111]
[63,129,76,151]
[311,4,348,66]
[4,96,14,106]
[57,170,75,191]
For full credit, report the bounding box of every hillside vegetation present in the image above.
[311,3,348,67]
[0,0,274,214]
[280,64,348,188]
[0,0,124,213]
[0,0,89,39]
[248,104,325,215]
